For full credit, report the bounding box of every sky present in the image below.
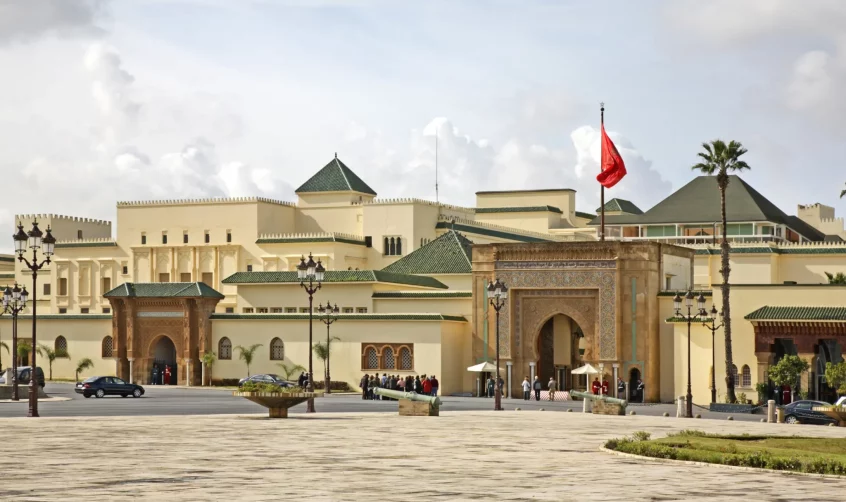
[1,0,845,251]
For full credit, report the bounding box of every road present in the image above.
[0,383,770,422]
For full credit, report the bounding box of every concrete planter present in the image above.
[233,391,318,418]
[709,403,755,414]
[812,405,846,426]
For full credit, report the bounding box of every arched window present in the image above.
[101,336,113,358]
[396,238,402,255]
[399,347,413,370]
[731,364,739,386]
[383,237,389,254]
[389,237,396,256]
[270,338,284,360]
[55,336,68,354]
[383,347,395,369]
[365,347,378,369]
[219,337,232,360]
[741,365,752,387]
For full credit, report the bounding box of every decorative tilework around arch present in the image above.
[493,262,617,360]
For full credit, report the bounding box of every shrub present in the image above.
[211,378,241,387]
[239,381,304,394]
[631,431,651,442]
[311,381,351,391]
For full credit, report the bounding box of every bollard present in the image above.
[663,412,669,417]
[677,396,685,418]
[629,410,636,416]
[777,407,785,423]
[515,407,521,411]
[695,414,701,419]
[767,400,775,423]
[539,408,545,411]
[567,408,573,412]
[727,416,734,421]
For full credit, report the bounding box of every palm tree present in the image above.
[17,340,31,367]
[0,340,8,371]
[75,358,94,382]
[692,139,750,404]
[200,352,216,386]
[235,344,262,377]
[37,343,70,381]
[276,361,306,382]
[825,272,846,284]
[313,336,340,393]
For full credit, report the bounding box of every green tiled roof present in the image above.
[0,256,14,263]
[476,206,562,214]
[587,176,825,241]
[695,246,846,255]
[656,290,713,297]
[665,316,716,323]
[372,291,472,298]
[222,270,448,289]
[381,230,473,275]
[104,282,225,299]
[0,273,14,279]
[295,155,377,195]
[257,235,366,246]
[745,306,846,321]
[55,241,119,249]
[575,211,596,220]
[434,221,551,243]
[211,313,466,322]
[595,198,643,215]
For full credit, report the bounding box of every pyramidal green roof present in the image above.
[595,198,643,214]
[104,282,224,299]
[381,230,473,275]
[295,155,377,196]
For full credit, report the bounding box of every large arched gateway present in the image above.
[472,241,693,402]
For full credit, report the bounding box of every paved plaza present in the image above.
[2,410,845,501]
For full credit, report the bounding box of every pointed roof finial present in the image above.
[335,152,338,159]
[451,219,456,231]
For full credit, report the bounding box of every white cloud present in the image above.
[0,0,106,45]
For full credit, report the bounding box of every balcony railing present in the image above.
[607,234,787,245]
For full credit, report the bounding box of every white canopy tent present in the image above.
[467,362,498,373]
[571,364,600,412]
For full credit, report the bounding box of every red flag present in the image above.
[596,125,627,188]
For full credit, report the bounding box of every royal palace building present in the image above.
[2,155,846,404]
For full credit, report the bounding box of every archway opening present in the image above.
[629,368,642,402]
[152,336,178,385]
[536,314,583,392]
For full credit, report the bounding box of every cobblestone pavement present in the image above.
[2,411,845,501]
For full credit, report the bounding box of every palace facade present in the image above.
[2,155,846,403]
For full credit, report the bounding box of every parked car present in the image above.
[75,376,145,398]
[0,366,45,388]
[238,374,295,387]
[835,396,846,407]
[783,400,839,425]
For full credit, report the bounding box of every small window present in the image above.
[58,278,68,296]
[299,307,310,313]
[257,307,268,313]
[122,265,128,275]
[183,232,189,244]
[180,273,192,282]
[225,307,234,314]
[102,336,114,358]
[247,264,253,272]
[162,232,168,244]
[343,307,354,314]
[55,336,68,353]
[226,230,232,243]
[204,231,210,244]
[201,272,213,285]
[270,307,283,313]
[219,337,232,360]
[58,308,67,314]
[77,230,83,239]
[384,236,403,256]
[101,277,111,293]
[285,307,297,313]
[141,233,147,245]
[356,307,368,314]
[665,276,672,290]
[43,283,51,296]
[81,308,89,314]
[243,307,254,314]
[741,365,752,387]
[159,273,170,283]
[270,338,284,360]
[102,307,111,314]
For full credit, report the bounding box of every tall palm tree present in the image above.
[313,336,340,393]
[826,272,846,284]
[692,139,750,404]
[235,344,262,377]
[201,352,217,386]
[277,361,306,382]
[37,343,70,381]
[75,358,94,382]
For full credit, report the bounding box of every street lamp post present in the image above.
[13,220,56,418]
[673,291,707,419]
[701,305,724,404]
[297,252,325,413]
[317,302,339,395]
[487,278,508,411]
[2,284,29,401]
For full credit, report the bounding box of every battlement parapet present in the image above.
[14,214,112,227]
[117,196,296,208]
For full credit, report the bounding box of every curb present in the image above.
[0,397,72,404]
[599,445,846,480]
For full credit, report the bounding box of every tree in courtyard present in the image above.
[235,344,262,377]
[692,139,750,403]
[75,358,94,382]
[17,340,31,367]
[768,355,809,397]
[313,336,340,393]
[824,362,846,397]
[276,361,306,382]
[37,343,70,380]
[0,340,7,371]
[825,272,846,284]
[201,352,217,386]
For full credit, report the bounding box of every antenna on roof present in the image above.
[435,129,439,204]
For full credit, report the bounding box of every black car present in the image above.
[75,376,145,398]
[238,374,294,387]
[783,400,839,425]
[0,366,45,388]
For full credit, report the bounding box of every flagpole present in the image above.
[600,102,605,242]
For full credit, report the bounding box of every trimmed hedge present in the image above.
[311,381,352,391]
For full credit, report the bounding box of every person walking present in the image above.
[532,376,542,401]
[521,376,531,401]
[486,376,495,398]
[496,375,505,399]
[430,375,439,396]
[548,376,557,401]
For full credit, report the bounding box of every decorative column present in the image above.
[185,358,192,387]
[128,358,135,384]
[529,361,536,383]
[612,363,619,398]
[506,361,513,399]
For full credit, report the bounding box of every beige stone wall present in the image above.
[373,298,472,317]
[474,212,559,233]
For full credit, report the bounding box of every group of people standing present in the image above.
[150,364,173,385]
[519,376,556,400]
[360,373,439,400]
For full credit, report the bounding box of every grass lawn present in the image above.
[606,431,846,475]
